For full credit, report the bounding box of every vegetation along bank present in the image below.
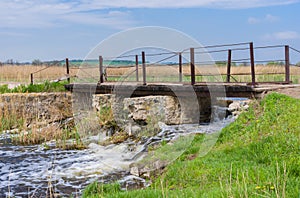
[83,93,300,198]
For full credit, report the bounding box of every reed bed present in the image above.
[104,64,300,83]
[0,93,84,149]
[0,65,79,84]
[1,64,299,84]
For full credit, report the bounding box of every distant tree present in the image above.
[266,61,284,66]
[296,62,300,66]
[5,59,14,65]
[239,62,248,66]
[32,59,43,66]
[50,60,61,66]
[215,61,236,66]
[215,61,226,66]
[43,60,62,66]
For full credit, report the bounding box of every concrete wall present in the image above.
[0,92,72,128]
[0,92,214,130]
[92,94,182,125]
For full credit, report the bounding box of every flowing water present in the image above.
[0,106,236,197]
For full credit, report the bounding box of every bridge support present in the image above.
[285,45,290,83]
[99,56,104,84]
[135,55,139,82]
[226,49,232,83]
[179,53,182,82]
[249,42,256,86]
[142,51,146,85]
[66,58,70,83]
[190,48,195,85]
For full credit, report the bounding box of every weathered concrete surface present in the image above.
[0,92,72,128]
[92,94,182,125]
[253,84,300,99]
[65,83,258,98]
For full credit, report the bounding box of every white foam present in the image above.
[0,116,234,196]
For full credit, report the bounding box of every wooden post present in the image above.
[142,51,146,85]
[226,49,232,83]
[30,73,33,85]
[285,45,290,83]
[66,58,70,83]
[135,55,139,82]
[179,53,182,82]
[249,42,256,86]
[190,48,195,85]
[99,56,104,84]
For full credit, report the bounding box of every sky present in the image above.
[0,0,300,63]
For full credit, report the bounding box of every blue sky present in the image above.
[0,0,299,63]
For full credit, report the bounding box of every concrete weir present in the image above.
[66,83,268,123]
[65,83,261,98]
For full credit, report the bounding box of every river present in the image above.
[0,106,235,197]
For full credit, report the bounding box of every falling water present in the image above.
[0,104,236,197]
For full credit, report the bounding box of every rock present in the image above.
[227,99,251,118]
[228,101,241,112]
[93,94,182,128]
[125,123,142,136]
[119,175,148,190]
[130,160,168,179]
[130,166,140,177]
[243,104,250,110]
[131,125,142,136]
[92,94,114,112]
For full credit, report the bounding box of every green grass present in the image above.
[0,80,68,93]
[0,115,24,131]
[83,93,300,197]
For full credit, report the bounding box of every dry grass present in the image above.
[103,64,300,83]
[16,125,62,145]
[1,64,299,84]
[105,64,300,76]
[0,64,79,84]
[0,93,85,149]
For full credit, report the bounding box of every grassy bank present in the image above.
[83,93,300,197]
[0,80,67,93]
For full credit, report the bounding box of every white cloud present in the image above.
[265,14,279,23]
[0,0,298,29]
[61,11,135,30]
[70,0,300,9]
[248,14,279,24]
[263,31,300,40]
[0,0,137,29]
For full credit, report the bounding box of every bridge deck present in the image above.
[64,83,300,99]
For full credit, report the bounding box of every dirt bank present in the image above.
[273,86,300,99]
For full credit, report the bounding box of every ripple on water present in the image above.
[0,115,234,197]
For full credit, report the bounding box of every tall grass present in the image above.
[1,64,299,84]
[83,93,300,197]
[0,65,79,83]
[0,90,85,149]
[98,64,300,84]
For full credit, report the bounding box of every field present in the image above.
[0,64,300,85]
[0,65,79,84]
